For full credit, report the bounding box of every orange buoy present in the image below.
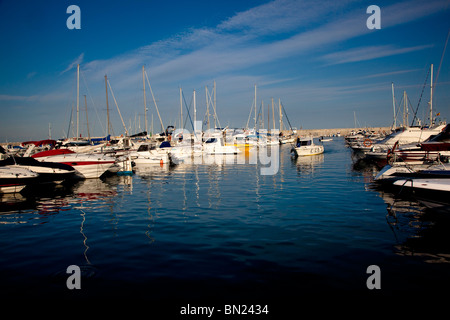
[363,138,372,148]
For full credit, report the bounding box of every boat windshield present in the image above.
[137,144,156,152]
[205,138,217,144]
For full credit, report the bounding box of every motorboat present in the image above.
[374,162,450,183]
[0,166,39,194]
[130,143,170,165]
[291,137,324,157]
[365,124,446,160]
[0,156,76,184]
[203,135,240,155]
[227,133,256,148]
[31,149,118,179]
[388,123,450,162]
[392,178,450,208]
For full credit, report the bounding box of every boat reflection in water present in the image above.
[373,184,450,264]
[292,153,324,176]
[0,177,122,224]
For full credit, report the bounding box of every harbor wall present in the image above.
[287,127,391,137]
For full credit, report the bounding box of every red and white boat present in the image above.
[31,149,118,179]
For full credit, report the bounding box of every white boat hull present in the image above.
[33,153,116,179]
[0,167,39,193]
[294,145,324,156]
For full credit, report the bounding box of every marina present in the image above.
[1,131,450,309]
[1,0,450,314]
[0,60,449,311]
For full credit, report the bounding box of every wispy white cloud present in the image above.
[0,94,39,101]
[321,44,434,65]
[60,53,84,75]
[77,0,448,90]
[360,68,423,79]
[382,0,450,28]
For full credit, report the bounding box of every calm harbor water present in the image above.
[1,138,449,311]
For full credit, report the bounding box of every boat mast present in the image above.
[144,70,164,132]
[403,91,408,127]
[254,84,257,130]
[272,98,275,131]
[142,65,148,135]
[213,80,217,128]
[261,100,264,130]
[279,98,283,132]
[205,85,210,130]
[193,89,197,140]
[180,87,183,130]
[105,74,110,137]
[76,64,80,140]
[84,95,90,141]
[430,64,433,126]
[391,82,396,129]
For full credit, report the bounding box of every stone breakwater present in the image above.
[288,127,391,137]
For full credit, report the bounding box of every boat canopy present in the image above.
[160,141,171,148]
[21,139,57,147]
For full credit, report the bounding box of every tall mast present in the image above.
[193,89,197,139]
[180,87,183,130]
[142,65,148,135]
[84,95,90,141]
[254,84,257,130]
[403,91,408,127]
[279,98,282,132]
[76,64,80,139]
[213,80,217,128]
[261,100,264,129]
[105,74,110,137]
[272,98,275,130]
[205,86,210,130]
[391,82,396,129]
[430,64,434,126]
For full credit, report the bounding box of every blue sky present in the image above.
[0,0,449,141]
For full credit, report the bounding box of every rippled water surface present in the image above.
[1,138,450,310]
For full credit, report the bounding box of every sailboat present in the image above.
[366,65,446,161]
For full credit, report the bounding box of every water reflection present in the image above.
[292,154,324,176]
[350,148,450,265]
[0,176,123,224]
[372,184,450,264]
